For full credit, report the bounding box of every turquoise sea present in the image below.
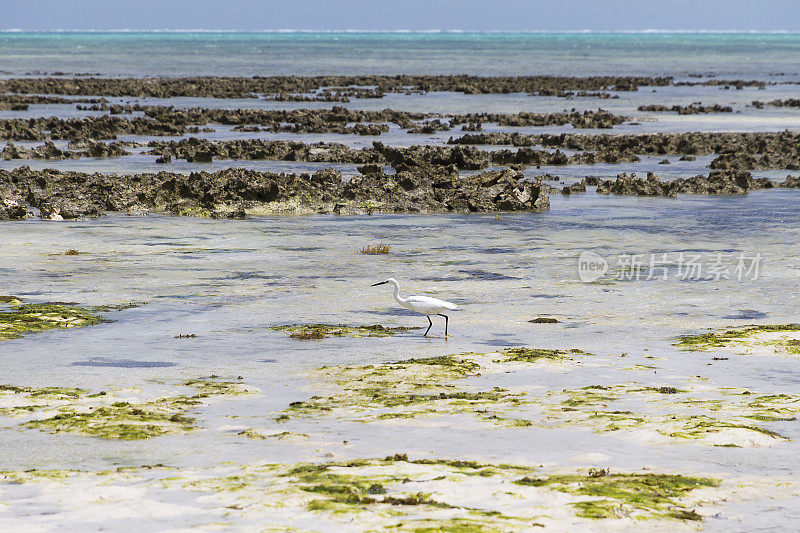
[2,31,800,78]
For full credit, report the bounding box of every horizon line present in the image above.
[2,28,800,34]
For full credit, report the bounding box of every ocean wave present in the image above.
[0,29,798,35]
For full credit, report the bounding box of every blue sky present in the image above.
[5,0,800,32]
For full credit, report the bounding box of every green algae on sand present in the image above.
[276,348,592,426]
[160,456,723,528]
[277,352,534,426]
[0,296,143,341]
[23,401,197,440]
[271,323,419,339]
[182,377,253,397]
[0,457,741,529]
[501,347,589,363]
[675,324,800,355]
[179,457,538,524]
[0,300,105,340]
[542,383,800,447]
[275,346,800,447]
[514,471,718,520]
[2,378,258,440]
[238,428,311,440]
[0,384,89,417]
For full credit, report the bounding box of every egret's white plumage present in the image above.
[372,278,457,337]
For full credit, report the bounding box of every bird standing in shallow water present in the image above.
[371,278,457,337]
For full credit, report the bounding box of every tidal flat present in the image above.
[1,58,800,530]
[2,202,800,530]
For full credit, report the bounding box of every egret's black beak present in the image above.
[371,281,388,286]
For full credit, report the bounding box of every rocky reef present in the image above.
[0,75,674,99]
[144,137,641,168]
[0,165,550,218]
[140,105,626,132]
[1,140,133,160]
[751,98,800,109]
[451,131,800,170]
[446,109,625,129]
[637,104,733,114]
[0,106,629,144]
[1,163,795,220]
[0,116,184,141]
[593,170,778,196]
[0,94,107,111]
[0,196,27,220]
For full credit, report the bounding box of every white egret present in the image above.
[371,278,458,337]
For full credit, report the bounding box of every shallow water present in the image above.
[2,192,800,529]
[2,192,800,433]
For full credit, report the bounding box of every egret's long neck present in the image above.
[390,281,408,305]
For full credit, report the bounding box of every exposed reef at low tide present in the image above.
[0,166,551,218]
[0,75,674,98]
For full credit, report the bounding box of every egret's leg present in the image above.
[424,315,432,337]
[438,314,449,336]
